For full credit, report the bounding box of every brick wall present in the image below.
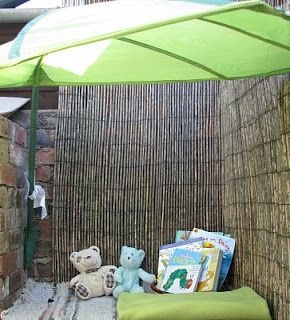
[10,110,57,282]
[0,116,28,310]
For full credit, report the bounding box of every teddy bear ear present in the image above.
[121,246,128,253]
[138,249,145,259]
[89,246,100,254]
[70,252,77,261]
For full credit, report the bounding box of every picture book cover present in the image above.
[189,228,235,288]
[157,237,203,287]
[175,230,230,243]
[168,249,203,267]
[197,248,223,292]
[161,264,202,294]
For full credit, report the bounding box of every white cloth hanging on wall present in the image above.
[28,185,48,220]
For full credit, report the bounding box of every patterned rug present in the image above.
[39,283,117,320]
[3,280,117,320]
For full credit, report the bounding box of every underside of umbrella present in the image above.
[0,0,29,8]
[0,0,289,88]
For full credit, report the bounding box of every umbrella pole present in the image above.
[24,86,40,269]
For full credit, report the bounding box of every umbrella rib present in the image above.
[118,37,227,80]
[199,18,290,52]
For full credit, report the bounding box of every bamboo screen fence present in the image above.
[220,75,290,320]
[52,0,289,319]
[53,82,222,281]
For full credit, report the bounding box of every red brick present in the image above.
[0,187,14,209]
[9,269,24,293]
[15,247,23,269]
[16,189,27,209]
[4,209,16,230]
[36,148,54,165]
[36,129,55,148]
[38,111,57,129]
[34,218,52,242]
[0,251,17,275]
[7,209,16,230]
[45,184,54,200]
[16,167,28,188]
[32,256,52,280]
[6,208,17,230]
[0,209,15,231]
[9,144,27,167]
[34,241,52,258]
[14,126,27,147]
[35,260,52,281]
[0,231,9,255]
[0,211,5,232]
[15,209,23,228]
[0,163,16,187]
[36,165,52,182]
[0,139,9,162]
[0,117,10,139]
[9,229,23,251]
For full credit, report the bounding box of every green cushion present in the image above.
[117,287,271,320]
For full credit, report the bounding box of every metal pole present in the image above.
[28,87,39,226]
[24,86,40,269]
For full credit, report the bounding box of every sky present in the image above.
[18,0,62,8]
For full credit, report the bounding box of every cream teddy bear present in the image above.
[70,246,117,300]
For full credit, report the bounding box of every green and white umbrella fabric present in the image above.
[0,0,289,268]
[0,0,289,88]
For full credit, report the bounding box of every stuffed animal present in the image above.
[70,246,117,300]
[113,246,156,299]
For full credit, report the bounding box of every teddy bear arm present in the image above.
[103,270,116,295]
[114,266,125,283]
[138,268,156,284]
[70,275,81,287]
[100,265,117,277]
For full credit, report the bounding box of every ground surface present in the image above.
[2,279,117,320]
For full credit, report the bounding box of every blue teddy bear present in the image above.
[113,246,156,298]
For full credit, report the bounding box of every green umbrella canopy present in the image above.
[0,0,289,88]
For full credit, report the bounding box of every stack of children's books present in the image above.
[156,228,235,294]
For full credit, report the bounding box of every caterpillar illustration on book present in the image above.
[163,269,193,291]
[161,264,202,294]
